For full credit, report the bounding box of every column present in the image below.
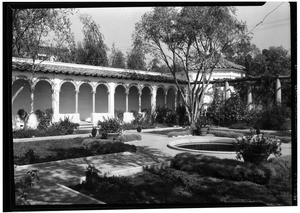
[108,82,115,115]
[92,89,96,113]
[224,81,230,100]
[138,90,142,113]
[51,88,60,122]
[151,87,157,113]
[247,85,253,110]
[30,85,35,114]
[275,77,282,104]
[125,89,129,112]
[75,89,79,113]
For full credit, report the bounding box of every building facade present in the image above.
[12,58,245,129]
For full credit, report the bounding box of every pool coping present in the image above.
[168,137,237,154]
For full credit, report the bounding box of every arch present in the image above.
[59,82,75,114]
[167,85,177,93]
[95,84,109,113]
[78,83,93,121]
[34,80,52,112]
[114,84,126,112]
[78,80,92,90]
[167,87,176,110]
[141,84,153,94]
[12,79,31,115]
[96,81,110,93]
[115,82,128,93]
[141,86,151,112]
[128,86,139,112]
[59,79,77,91]
[128,83,140,92]
[156,87,165,108]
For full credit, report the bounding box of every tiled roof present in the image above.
[12,61,188,84]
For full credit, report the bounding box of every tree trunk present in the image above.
[12,85,25,105]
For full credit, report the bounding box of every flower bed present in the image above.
[13,137,137,165]
[70,153,292,205]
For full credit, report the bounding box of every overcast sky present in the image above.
[69,2,291,57]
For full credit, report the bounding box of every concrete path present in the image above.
[14,130,292,205]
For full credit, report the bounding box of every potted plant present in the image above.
[133,110,144,133]
[235,133,282,164]
[98,118,122,140]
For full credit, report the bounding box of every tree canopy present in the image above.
[76,14,108,66]
[135,6,249,126]
[12,8,75,62]
[109,44,126,68]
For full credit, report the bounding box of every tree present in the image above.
[12,8,75,105]
[135,7,248,127]
[109,43,126,68]
[126,37,147,70]
[77,14,108,66]
[147,58,169,73]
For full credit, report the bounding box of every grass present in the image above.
[70,154,292,205]
[13,137,136,165]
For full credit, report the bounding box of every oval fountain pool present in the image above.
[168,138,236,154]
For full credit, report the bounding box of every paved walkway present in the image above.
[14,130,292,205]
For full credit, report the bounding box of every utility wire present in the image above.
[247,2,285,35]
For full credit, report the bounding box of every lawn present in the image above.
[13,137,136,165]
[70,153,292,206]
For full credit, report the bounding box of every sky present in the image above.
[69,2,291,58]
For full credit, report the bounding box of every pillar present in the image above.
[275,77,282,104]
[92,89,96,113]
[51,88,60,121]
[30,85,35,114]
[224,81,230,100]
[75,89,79,113]
[108,82,115,115]
[247,85,253,110]
[151,87,157,113]
[138,90,142,113]
[125,89,129,112]
[164,90,167,106]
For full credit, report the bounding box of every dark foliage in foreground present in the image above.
[71,153,292,205]
[13,138,136,165]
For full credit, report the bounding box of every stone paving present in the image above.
[13,129,292,205]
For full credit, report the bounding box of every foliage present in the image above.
[13,117,79,138]
[255,105,291,131]
[210,130,244,138]
[117,134,142,142]
[91,127,97,137]
[12,8,75,60]
[155,106,177,126]
[84,164,102,188]
[71,155,292,205]
[13,137,137,165]
[114,110,124,122]
[126,38,147,70]
[98,118,122,138]
[135,6,249,126]
[228,122,250,130]
[35,108,53,130]
[76,14,108,66]
[110,43,126,68]
[15,170,40,205]
[235,133,282,164]
[17,109,29,129]
[171,153,272,185]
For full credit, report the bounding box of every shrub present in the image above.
[117,134,142,142]
[255,105,291,131]
[229,123,250,130]
[176,105,189,126]
[13,129,38,138]
[167,130,191,137]
[155,106,169,124]
[235,134,282,164]
[165,111,178,127]
[114,110,124,122]
[22,149,40,164]
[45,117,79,135]
[84,164,102,188]
[98,118,122,138]
[171,153,272,185]
[90,142,137,155]
[210,130,244,138]
[35,108,53,130]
